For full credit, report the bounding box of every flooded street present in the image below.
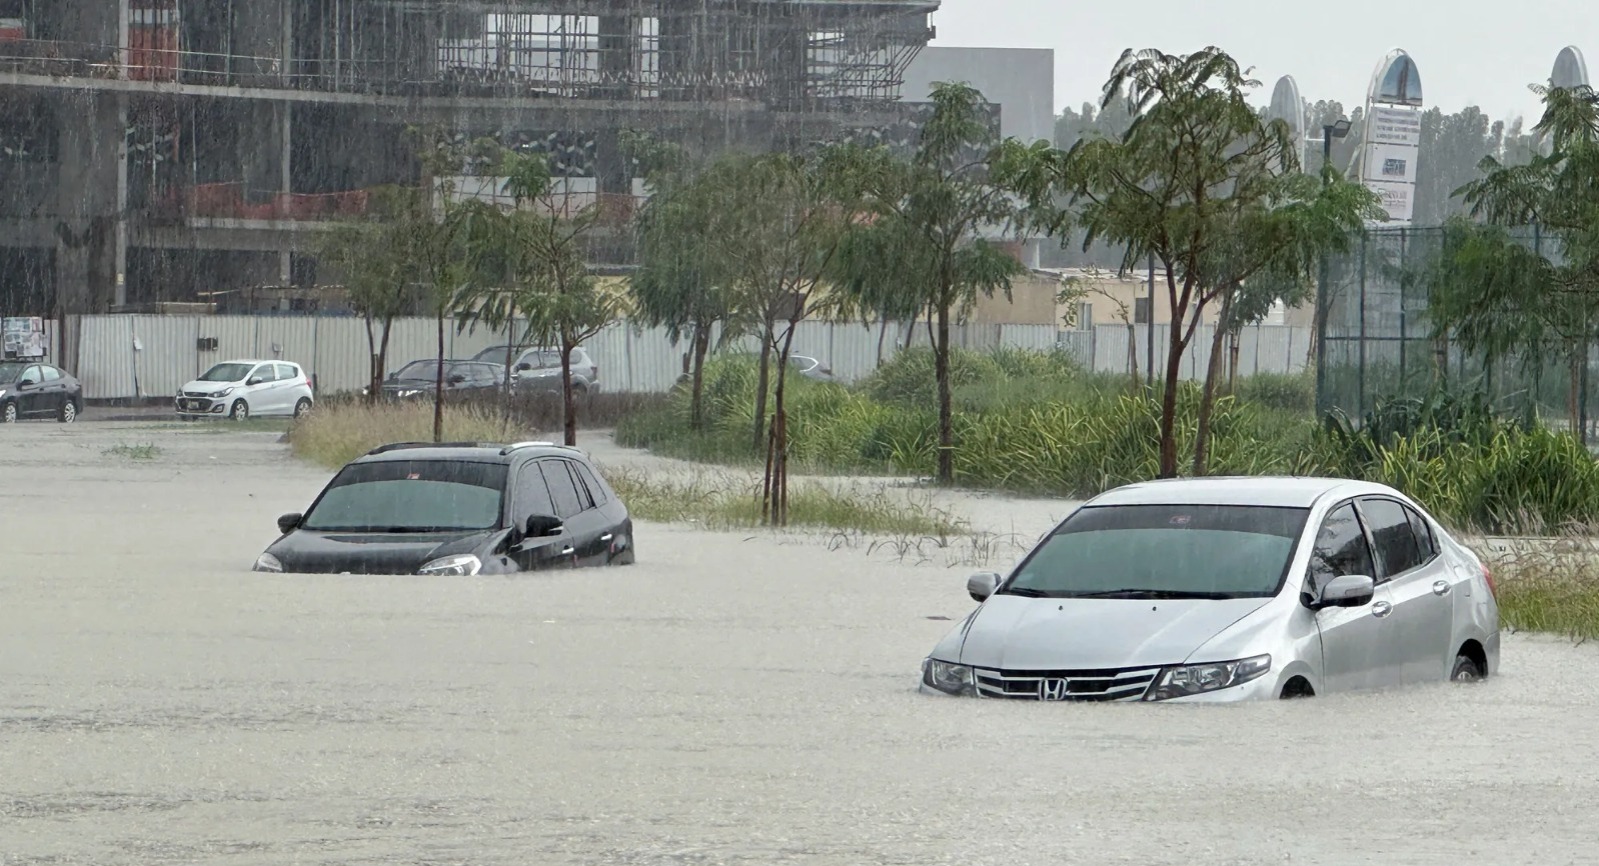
[4,421,1598,865]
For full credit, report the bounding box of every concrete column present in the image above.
[53,92,125,316]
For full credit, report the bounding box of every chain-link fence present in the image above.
[1316,224,1598,435]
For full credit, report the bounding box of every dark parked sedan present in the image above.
[371,359,509,401]
[0,361,83,423]
[253,440,636,575]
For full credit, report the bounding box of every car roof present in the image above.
[1087,476,1399,509]
[352,441,586,465]
[211,359,293,366]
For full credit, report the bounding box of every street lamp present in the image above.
[1315,117,1353,415]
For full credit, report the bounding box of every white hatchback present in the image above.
[177,359,314,421]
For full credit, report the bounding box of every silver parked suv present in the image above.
[473,345,600,395]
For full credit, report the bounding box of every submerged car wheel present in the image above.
[1451,654,1485,682]
[59,400,78,423]
[1279,677,1315,699]
[230,399,250,421]
[294,398,312,418]
[1,401,16,423]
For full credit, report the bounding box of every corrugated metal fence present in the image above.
[54,314,1311,400]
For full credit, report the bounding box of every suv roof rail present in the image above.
[499,440,562,455]
[366,441,490,456]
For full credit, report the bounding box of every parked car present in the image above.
[473,345,600,395]
[371,359,509,401]
[177,359,314,421]
[920,477,1500,703]
[253,440,635,575]
[0,361,83,423]
[788,354,833,381]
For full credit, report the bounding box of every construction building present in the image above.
[0,0,941,354]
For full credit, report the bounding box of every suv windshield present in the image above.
[300,460,507,532]
[393,361,452,380]
[199,362,253,382]
[1001,504,1310,599]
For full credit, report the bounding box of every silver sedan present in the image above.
[921,477,1501,702]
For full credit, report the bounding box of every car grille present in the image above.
[973,666,1162,702]
[182,390,211,398]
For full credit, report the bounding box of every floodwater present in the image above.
[3,419,1597,865]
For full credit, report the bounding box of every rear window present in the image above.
[1004,504,1310,599]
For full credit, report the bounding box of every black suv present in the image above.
[253,441,635,575]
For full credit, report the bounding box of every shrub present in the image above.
[288,400,518,469]
[1236,371,1315,413]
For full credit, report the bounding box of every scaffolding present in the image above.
[0,0,937,107]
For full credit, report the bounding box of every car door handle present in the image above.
[1372,600,1393,618]
[600,533,613,542]
[560,546,575,555]
[1432,580,1452,596]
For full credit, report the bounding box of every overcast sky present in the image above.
[928,0,1596,125]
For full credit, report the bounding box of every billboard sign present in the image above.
[1360,49,1424,225]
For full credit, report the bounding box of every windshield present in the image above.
[1001,504,1310,599]
[300,460,507,532]
[0,363,23,384]
[393,361,449,380]
[199,362,253,382]
[472,346,517,362]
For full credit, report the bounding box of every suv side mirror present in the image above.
[17,378,34,388]
[967,571,1002,603]
[525,514,565,537]
[1314,574,1376,609]
[277,512,303,534]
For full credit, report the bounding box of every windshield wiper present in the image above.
[1069,589,1232,600]
[997,587,1053,598]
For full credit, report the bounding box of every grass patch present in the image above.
[104,442,161,460]
[601,464,968,537]
[1496,564,1599,642]
[287,400,520,469]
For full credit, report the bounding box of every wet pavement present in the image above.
[3,421,1597,865]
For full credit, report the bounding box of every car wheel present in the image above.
[293,398,312,419]
[229,399,250,421]
[1451,654,1485,682]
[58,400,78,423]
[0,401,16,423]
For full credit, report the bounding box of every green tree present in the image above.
[315,185,422,402]
[999,46,1382,477]
[824,82,1026,485]
[1440,83,1599,438]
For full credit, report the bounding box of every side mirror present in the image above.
[448,374,466,385]
[16,378,34,388]
[517,362,532,371]
[247,377,265,386]
[277,512,303,534]
[967,571,1002,603]
[1315,574,1376,609]
[525,514,565,537]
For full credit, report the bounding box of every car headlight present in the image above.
[418,554,482,576]
[1146,654,1272,701]
[253,553,283,573]
[215,387,234,397]
[921,658,975,696]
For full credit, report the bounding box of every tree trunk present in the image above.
[364,313,379,403]
[1193,310,1233,477]
[503,327,517,429]
[752,323,774,453]
[1157,313,1186,479]
[1125,321,1139,393]
[1227,329,1240,395]
[1570,345,1581,439]
[376,315,394,403]
[432,312,446,443]
[763,322,800,526]
[561,338,577,446]
[689,323,711,431]
[876,318,889,366]
[935,303,954,484]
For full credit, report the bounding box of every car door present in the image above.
[1358,496,1457,684]
[15,364,46,416]
[275,363,304,406]
[37,365,66,414]
[1307,500,1396,694]
[245,362,279,413]
[507,459,579,571]
[568,458,627,562]
[540,458,610,566]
